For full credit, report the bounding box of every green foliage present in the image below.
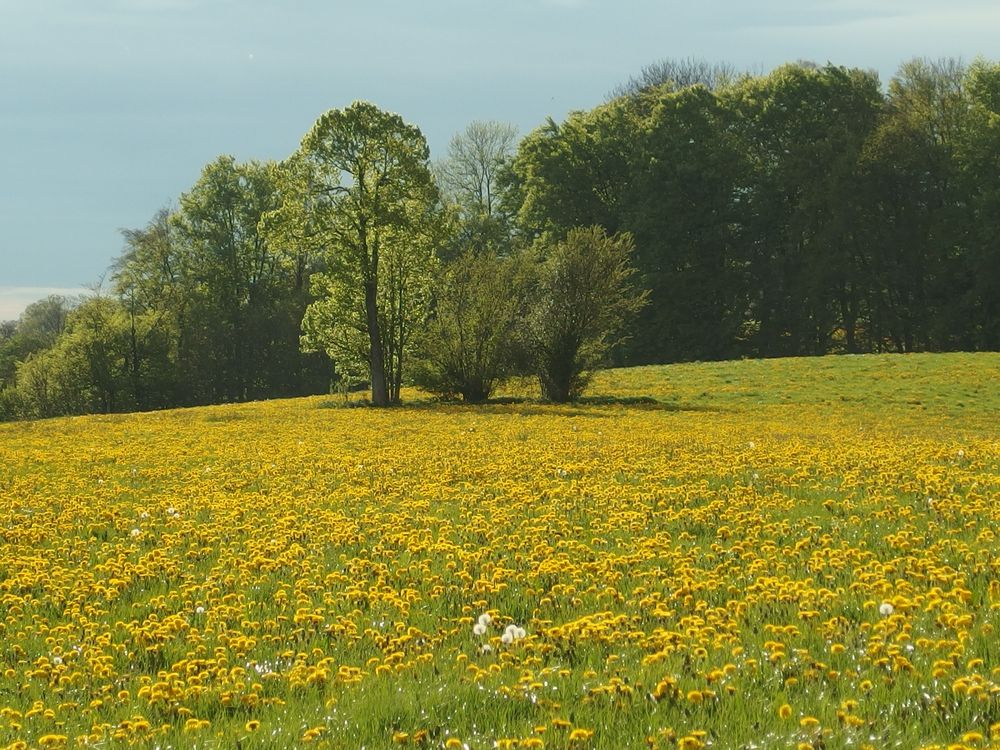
[277,101,442,405]
[509,57,1000,364]
[725,63,884,355]
[526,227,648,402]
[413,250,531,402]
[510,101,635,239]
[0,295,74,387]
[434,120,519,261]
[0,386,20,421]
[957,58,1000,349]
[173,155,315,402]
[7,56,1000,421]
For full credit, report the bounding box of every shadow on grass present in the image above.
[314,393,722,415]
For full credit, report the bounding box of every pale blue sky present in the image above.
[2,0,998,320]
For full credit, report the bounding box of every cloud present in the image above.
[0,287,92,322]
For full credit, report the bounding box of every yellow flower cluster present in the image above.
[0,355,997,748]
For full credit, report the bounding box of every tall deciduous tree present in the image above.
[435,121,519,260]
[610,57,739,98]
[725,63,883,355]
[959,58,1000,349]
[173,156,290,401]
[273,102,440,405]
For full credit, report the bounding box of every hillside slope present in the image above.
[0,353,997,749]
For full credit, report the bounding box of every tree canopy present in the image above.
[5,56,1000,419]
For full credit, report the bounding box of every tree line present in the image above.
[2,56,998,418]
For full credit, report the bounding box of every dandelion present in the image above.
[129,528,141,538]
[778,704,792,719]
[478,612,492,626]
[472,622,487,636]
[879,602,894,617]
[37,737,68,748]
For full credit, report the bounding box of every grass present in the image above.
[0,352,997,750]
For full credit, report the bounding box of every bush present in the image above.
[0,386,21,421]
[414,250,531,402]
[526,226,648,402]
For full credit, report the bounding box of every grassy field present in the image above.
[0,353,998,750]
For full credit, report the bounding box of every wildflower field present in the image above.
[1,353,998,750]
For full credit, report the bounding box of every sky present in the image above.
[2,0,998,321]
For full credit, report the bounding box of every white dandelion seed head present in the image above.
[472,623,487,636]
[501,631,514,645]
[52,656,63,666]
[478,613,492,626]
[139,511,150,520]
[879,602,894,617]
[480,644,493,654]
[130,528,141,538]
[195,606,206,615]
[514,626,527,640]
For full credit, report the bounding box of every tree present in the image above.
[413,250,531,402]
[173,156,292,402]
[435,121,519,262]
[62,295,131,413]
[724,63,884,355]
[958,58,1000,348]
[509,99,637,240]
[861,58,969,352]
[0,295,75,387]
[610,57,739,98]
[113,208,187,409]
[526,227,647,402]
[273,102,441,406]
[624,83,750,363]
[436,121,518,218]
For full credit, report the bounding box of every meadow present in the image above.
[0,353,998,750]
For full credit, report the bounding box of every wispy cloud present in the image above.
[0,287,92,322]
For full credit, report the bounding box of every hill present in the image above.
[0,353,997,749]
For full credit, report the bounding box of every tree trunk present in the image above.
[365,281,389,406]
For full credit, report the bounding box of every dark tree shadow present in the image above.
[314,393,723,415]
